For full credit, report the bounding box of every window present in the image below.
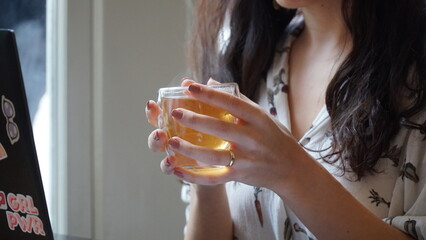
[0,0,46,123]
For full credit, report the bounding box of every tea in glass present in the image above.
[158,83,239,170]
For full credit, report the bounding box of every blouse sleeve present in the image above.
[385,112,426,240]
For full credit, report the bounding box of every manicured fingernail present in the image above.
[180,77,190,82]
[188,84,201,93]
[154,131,160,141]
[146,100,151,110]
[165,157,172,167]
[171,109,183,120]
[174,170,184,178]
[168,138,180,148]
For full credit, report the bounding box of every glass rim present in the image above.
[159,82,238,92]
[158,82,239,97]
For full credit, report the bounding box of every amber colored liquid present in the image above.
[161,97,235,168]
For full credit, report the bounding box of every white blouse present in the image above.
[182,16,426,240]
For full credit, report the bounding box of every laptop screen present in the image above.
[0,29,54,239]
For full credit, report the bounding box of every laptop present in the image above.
[0,29,54,239]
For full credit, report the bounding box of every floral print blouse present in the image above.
[182,15,426,240]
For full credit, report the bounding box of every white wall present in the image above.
[65,0,93,237]
[98,0,187,239]
[64,0,188,239]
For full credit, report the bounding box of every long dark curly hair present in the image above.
[187,0,426,180]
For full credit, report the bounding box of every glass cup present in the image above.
[158,83,240,171]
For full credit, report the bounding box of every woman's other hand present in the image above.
[167,81,303,191]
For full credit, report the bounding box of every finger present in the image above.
[181,78,196,87]
[239,93,253,103]
[205,79,257,113]
[186,83,264,125]
[182,77,220,86]
[160,155,177,175]
[170,108,250,144]
[173,166,233,185]
[207,79,253,104]
[167,137,235,167]
[146,100,162,127]
[148,129,168,152]
[206,79,253,104]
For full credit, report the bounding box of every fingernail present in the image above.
[165,157,172,167]
[168,138,180,149]
[146,100,151,110]
[171,109,183,120]
[154,131,160,141]
[180,77,190,82]
[174,170,184,178]
[188,84,201,93]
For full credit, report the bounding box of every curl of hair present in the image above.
[326,0,426,179]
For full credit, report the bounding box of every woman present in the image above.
[146,0,426,239]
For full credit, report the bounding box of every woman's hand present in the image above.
[166,81,304,191]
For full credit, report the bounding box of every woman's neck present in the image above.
[300,1,351,55]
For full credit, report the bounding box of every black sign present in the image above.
[0,29,53,239]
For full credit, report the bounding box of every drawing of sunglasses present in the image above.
[2,95,20,145]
